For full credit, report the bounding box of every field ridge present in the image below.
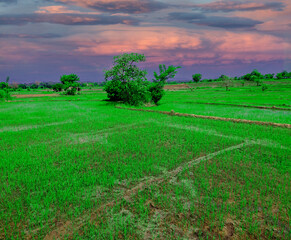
[116,106,291,128]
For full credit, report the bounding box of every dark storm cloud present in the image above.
[0,0,17,3]
[0,33,62,38]
[0,13,139,26]
[86,0,168,14]
[193,1,285,13]
[49,0,169,14]
[168,12,205,21]
[193,16,263,29]
[169,12,263,29]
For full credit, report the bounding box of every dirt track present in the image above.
[164,84,190,90]
[12,94,59,98]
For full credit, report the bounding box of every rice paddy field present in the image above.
[0,82,290,239]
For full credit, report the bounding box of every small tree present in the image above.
[0,76,11,100]
[221,75,232,91]
[264,73,274,79]
[52,83,63,92]
[254,78,263,86]
[60,74,80,95]
[149,64,181,104]
[104,53,149,105]
[276,70,291,79]
[192,74,202,83]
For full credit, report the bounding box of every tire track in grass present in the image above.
[42,141,252,240]
[29,121,154,147]
[165,123,291,150]
[0,120,73,133]
[116,106,291,128]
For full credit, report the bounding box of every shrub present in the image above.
[60,74,80,95]
[148,82,164,104]
[124,79,151,106]
[0,76,11,100]
[0,89,11,101]
[262,84,268,91]
[192,74,202,83]
[104,79,125,101]
[0,90,5,100]
[52,83,63,92]
[0,82,8,89]
[254,78,262,86]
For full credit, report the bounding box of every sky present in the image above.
[0,0,290,83]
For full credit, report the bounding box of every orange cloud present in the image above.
[74,27,202,56]
[35,5,100,14]
[230,0,291,32]
[69,26,290,65]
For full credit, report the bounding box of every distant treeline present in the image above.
[0,69,290,91]
[0,81,105,91]
[191,70,291,83]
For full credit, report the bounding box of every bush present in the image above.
[0,82,8,89]
[104,79,125,101]
[52,83,63,92]
[60,74,80,95]
[262,84,268,91]
[0,90,5,100]
[0,89,10,101]
[124,79,151,106]
[192,74,202,83]
[148,82,164,104]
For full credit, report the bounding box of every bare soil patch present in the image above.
[164,84,190,90]
[12,94,59,98]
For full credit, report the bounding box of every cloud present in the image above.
[35,5,99,14]
[193,16,263,29]
[70,26,290,66]
[72,27,203,57]
[194,1,285,12]
[169,12,263,29]
[0,13,139,26]
[168,12,205,21]
[0,33,62,39]
[51,0,169,14]
[0,0,17,4]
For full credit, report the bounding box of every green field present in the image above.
[0,82,290,239]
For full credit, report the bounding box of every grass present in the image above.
[168,83,291,108]
[0,82,290,239]
[129,83,291,124]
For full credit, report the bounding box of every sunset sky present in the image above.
[0,0,290,83]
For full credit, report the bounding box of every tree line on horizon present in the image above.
[1,53,290,103]
[0,69,290,92]
[192,69,291,83]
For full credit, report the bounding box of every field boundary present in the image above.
[116,106,291,128]
[183,102,291,111]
